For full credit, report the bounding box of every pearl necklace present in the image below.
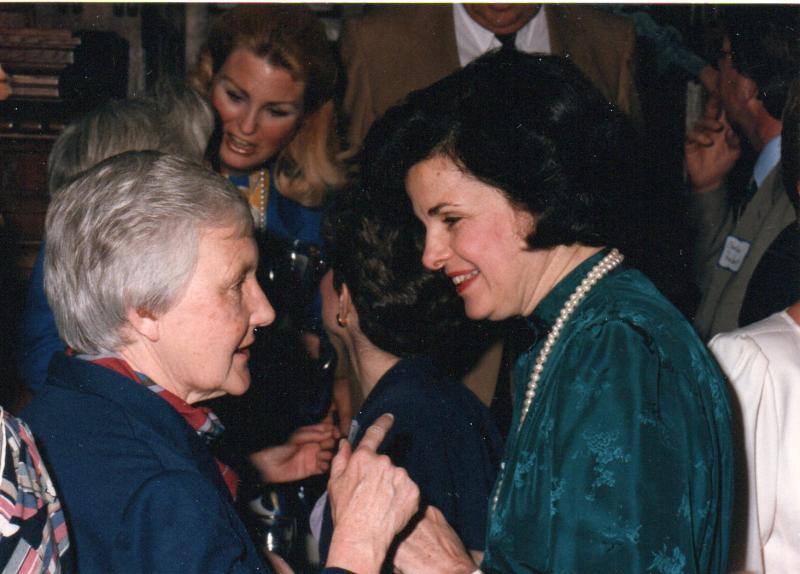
[491,248,624,512]
[244,168,268,230]
[255,168,267,229]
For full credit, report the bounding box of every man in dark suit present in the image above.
[685,6,800,340]
[340,3,640,147]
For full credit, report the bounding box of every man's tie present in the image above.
[736,177,759,218]
[495,32,517,52]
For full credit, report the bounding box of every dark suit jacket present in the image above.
[22,353,269,573]
[341,4,640,146]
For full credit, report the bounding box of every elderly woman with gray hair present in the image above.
[20,151,418,573]
[19,81,215,391]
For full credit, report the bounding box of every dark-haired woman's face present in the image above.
[210,48,305,176]
[406,154,544,321]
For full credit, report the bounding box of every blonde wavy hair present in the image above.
[189,4,345,207]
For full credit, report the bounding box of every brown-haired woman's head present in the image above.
[192,5,344,206]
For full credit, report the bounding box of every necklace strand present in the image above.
[491,248,624,512]
[256,168,267,229]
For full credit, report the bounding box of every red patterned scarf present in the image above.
[81,354,240,500]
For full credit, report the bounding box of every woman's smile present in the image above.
[448,269,480,294]
[406,154,537,321]
[224,133,258,156]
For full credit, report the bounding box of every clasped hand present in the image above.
[685,94,741,194]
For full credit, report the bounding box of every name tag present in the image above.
[718,235,751,272]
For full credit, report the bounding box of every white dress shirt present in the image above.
[709,311,800,573]
[453,4,551,67]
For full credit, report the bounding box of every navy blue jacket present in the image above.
[22,353,269,573]
[319,357,503,564]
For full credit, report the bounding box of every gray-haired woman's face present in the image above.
[146,225,275,403]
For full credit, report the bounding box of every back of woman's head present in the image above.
[48,99,160,195]
[47,82,214,196]
[322,183,490,369]
[361,51,642,251]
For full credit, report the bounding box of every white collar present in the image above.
[753,135,781,188]
[453,4,551,68]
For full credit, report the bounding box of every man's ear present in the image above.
[127,307,160,342]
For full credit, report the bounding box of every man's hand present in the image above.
[326,414,420,574]
[685,96,741,194]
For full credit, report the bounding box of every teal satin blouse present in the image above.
[482,250,733,574]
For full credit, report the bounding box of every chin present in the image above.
[464,304,492,321]
[223,370,252,397]
[220,152,261,176]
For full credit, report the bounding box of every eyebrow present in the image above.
[220,76,302,109]
[427,203,451,216]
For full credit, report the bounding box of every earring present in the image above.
[336,313,348,328]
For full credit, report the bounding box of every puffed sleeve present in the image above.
[113,470,269,573]
[709,333,776,573]
[492,318,729,573]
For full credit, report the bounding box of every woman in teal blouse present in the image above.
[341,50,734,574]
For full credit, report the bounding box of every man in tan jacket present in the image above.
[341,3,640,147]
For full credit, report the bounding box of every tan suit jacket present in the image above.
[690,165,796,341]
[341,3,641,146]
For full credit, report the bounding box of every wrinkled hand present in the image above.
[394,506,477,574]
[249,414,340,484]
[685,96,741,194]
[326,414,420,574]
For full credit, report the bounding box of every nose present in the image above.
[238,106,258,136]
[421,230,450,271]
[249,282,276,328]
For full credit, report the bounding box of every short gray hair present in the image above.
[47,79,214,195]
[44,151,252,354]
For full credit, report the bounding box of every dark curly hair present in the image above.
[357,50,642,252]
[322,183,496,372]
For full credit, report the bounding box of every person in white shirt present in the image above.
[709,76,800,574]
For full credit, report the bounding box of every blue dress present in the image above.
[228,170,324,334]
[319,357,503,564]
[482,250,733,574]
[18,243,64,392]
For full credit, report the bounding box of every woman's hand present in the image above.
[394,506,477,574]
[326,414,420,574]
[248,414,340,484]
